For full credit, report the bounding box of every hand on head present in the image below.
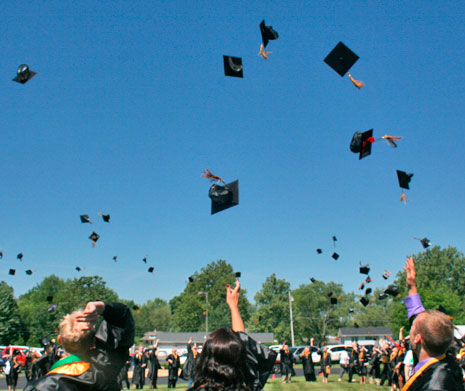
[74,301,104,331]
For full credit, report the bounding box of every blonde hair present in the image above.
[59,310,94,354]
[415,310,453,357]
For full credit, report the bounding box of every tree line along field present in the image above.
[1,246,464,347]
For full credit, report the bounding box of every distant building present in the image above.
[337,327,393,345]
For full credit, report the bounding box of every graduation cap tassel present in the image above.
[201,169,225,184]
[380,135,402,148]
[348,72,365,89]
[258,44,272,60]
[400,192,407,204]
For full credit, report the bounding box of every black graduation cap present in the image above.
[414,237,431,248]
[80,215,92,223]
[235,272,241,278]
[332,236,337,245]
[75,266,82,272]
[327,291,333,297]
[89,232,100,245]
[46,296,53,302]
[316,248,322,254]
[397,170,413,190]
[384,284,400,297]
[330,297,338,305]
[360,296,370,307]
[13,64,37,84]
[0,251,3,259]
[98,212,110,222]
[350,129,374,160]
[209,180,239,215]
[148,267,154,273]
[382,271,391,280]
[378,292,388,300]
[437,305,447,314]
[310,277,317,283]
[365,288,372,295]
[223,56,243,78]
[9,269,16,275]
[324,42,359,77]
[133,305,140,312]
[142,257,147,263]
[25,270,33,275]
[17,253,23,261]
[332,252,339,260]
[360,264,370,274]
[348,308,354,313]
[260,20,279,47]
[365,276,372,283]
[113,256,118,262]
[188,276,194,283]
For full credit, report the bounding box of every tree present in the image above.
[390,246,465,333]
[247,274,291,342]
[170,260,250,332]
[0,282,24,344]
[131,298,172,338]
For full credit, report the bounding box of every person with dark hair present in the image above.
[402,257,463,390]
[188,280,276,391]
[319,346,331,384]
[181,336,200,387]
[147,341,162,389]
[5,349,20,391]
[279,342,295,383]
[300,340,316,382]
[132,346,147,389]
[369,346,382,385]
[347,343,360,383]
[118,359,131,390]
[379,340,392,386]
[166,347,181,388]
[24,301,134,391]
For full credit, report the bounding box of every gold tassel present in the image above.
[201,169,225,184]
[348,72,365,89]
[258,43,272,60]
[381,135,402,148]
[400,192,407,204]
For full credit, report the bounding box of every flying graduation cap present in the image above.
[360,296,370,307]
[80,215,92,224]
[382,270,391,280]
[259,20,279,48]
[310,277,317,283]
[324,42,364,89]
[113,256,118,262]
[359,263,370,275]
[332,236,337,247]
[332,252,339,260]
[188,276,194,283]
[13,64,37,84]
[25,269,34,275]
[235,272,241,278]
[223,56,243,78]
[17,253,23,261]
[316,248,322,254]
[142,257,147,263]
[9,269,16,275]
[148,267,154,273]
[0,251,3,259]
[365,288,372,295]
[89,232,100,247]
[98,212,110,222]
[75,266,83,272]
[414,237,432,249]
[397,170,414,204]
[350,130,403,160]
[202,170,239,215]
[384,284,400,297]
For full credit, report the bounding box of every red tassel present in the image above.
[348,73,365,89]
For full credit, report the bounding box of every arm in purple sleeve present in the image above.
[403,293,425,319]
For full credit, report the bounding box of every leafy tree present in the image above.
[170,260,250,332]
[131,298,172,337]
[247,274,291,342]
[0,282,24,344]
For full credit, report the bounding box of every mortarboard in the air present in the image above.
[13,64,37,84]
[9,269,16,275]
[382,270,391,280]
[209,180,239,215]
[350,129,374,159]
[378,292,388,300]
[332,252,339,260]
[142,257,147,263]
[17,253,23,261]
[89,232,100,247]
[260,20,279,48]
[148,267,154,273]
[365,288,372,295]
[330,297,338,305]
[223,56,243,78]
[327,291,333,298]
[316,248,322,254]
[365,276,372,283]
[80,215,92,224]
[0,251,3,259]
[332,236,337,246]
[397,170,413,203]
[359,280,365,290]
[384,284,400,297]
[46,296,53,302]
[133,305,140,312]
[324,42,364,89]
[113,256,118,262]
[75,266,82,272]
[98,212,110,222]
[414,237,431,249]
[188,276,194,283]
[310,277,317,283]
[360,296,369,307]
[360,264,370,275]
[25,270,33,275]
[235,272,241,278]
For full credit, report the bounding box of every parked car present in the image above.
[326,344,352,362]
[292,346,321,364]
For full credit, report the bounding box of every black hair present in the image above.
[188,328,253,391]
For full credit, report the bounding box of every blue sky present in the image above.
[1,1,464,305]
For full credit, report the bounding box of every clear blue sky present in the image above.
[1,1,464,305]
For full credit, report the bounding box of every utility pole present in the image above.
[198,291,209,336]
[289,291,295,347]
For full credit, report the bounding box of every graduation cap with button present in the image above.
[324,42,364,89]
[350,130,402,159]
[9,269,16,275]
[332,252,339,260]
[148,267,154,273]
[223,56,243,78]
[365,288,372,295]
[17,253,23,261]
[80,215,92,224]
[89,232,100,247]
[202,169,239,215]
[25,269,34,275]
[188,276,194,283]
[316,249,322,254]
[75,266,84,272]
[235,272,241,278]
[360,296,370,307]
[397,170,413,204]
[359,263,370,275]
[98,212,110,222]
[260,20,279,48]
[13,64,37,84]
[414,237,432,249]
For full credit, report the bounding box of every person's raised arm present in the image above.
[75,301,105,330]
[226,280,244,332]
[403,258,425,321]
[399,326,405,341]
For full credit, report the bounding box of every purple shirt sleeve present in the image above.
[403,293,425,319]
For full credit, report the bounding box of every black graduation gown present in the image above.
[279,349,295,376]
[24,302,135,391]
[180,343,198,381]
[132,352,147,386]
[167,353,181,381]
[148,350,162,380]
[301,353,316,381]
